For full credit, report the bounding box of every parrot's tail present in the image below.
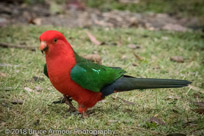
[101,76,191,96]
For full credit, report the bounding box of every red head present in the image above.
[39,30,73,57]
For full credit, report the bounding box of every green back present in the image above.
[70,52,125,92]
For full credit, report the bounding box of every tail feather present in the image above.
[101,76,191,96]
[115,76,191,91]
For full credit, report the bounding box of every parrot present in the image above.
[39,30,191,117]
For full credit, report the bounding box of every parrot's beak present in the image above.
[40,41,48,53]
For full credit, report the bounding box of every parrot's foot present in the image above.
[78,104,88,118]
[82,112,88,118]
[64,95,77,112]
[68,106,77,112]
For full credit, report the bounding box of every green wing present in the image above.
[44,64,49,78]
[70,52,125,92]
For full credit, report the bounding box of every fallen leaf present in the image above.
[170,56,184,63]
[121,55,127,60]
[132,62,139,66]
[123,109,133,113]
[11,99,24,105]
[33,18,42,25]
[193,102,204,107]
[133,51,144,61]
[149,117,165,125]
[85,31,102,45]
[35,86,43,92]
[119,0,140,4]
[83,54,102,64]
[163,24,188,32]
[24,87,34,92]
[162,36,169,40]
[128,44,141,49]
[1,122,6,127]
[29,18,42,25]
[0,72,6,77]
[128,44,137,49]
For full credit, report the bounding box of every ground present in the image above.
[0,0,204,135]
[0,25,203,135]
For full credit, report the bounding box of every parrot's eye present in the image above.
[54,38,57,43]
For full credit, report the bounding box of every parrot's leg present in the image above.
[78,104,88,118]
[63,95,77,112]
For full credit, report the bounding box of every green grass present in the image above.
[24,0,204,18]
[85,0,204,18]
[0,25,204,135]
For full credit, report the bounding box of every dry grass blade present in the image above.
[117,96,136,105]
[188,85,204,93]
[170,56,184,63]
[150,117,165,125]
[133,51,144,61]
[83,54,102,64]
[85,31,102,45]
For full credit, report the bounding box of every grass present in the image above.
[0,25,204,135]
[85,0,204,18]
[24,0,204,18]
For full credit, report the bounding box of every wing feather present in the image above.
[70,52,125,92]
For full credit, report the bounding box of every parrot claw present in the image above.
[63,95,77,112]
[68,106,77,112]
[72,111,80,115]
[82,112,88,118]
[70,111,87,118]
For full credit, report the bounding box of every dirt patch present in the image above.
[0,2,203,31]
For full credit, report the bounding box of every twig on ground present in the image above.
[85,31,102,45]
[133,51,144,61]
[0,42,37,51]
[188,85,204,93]
[112,96,136,105]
